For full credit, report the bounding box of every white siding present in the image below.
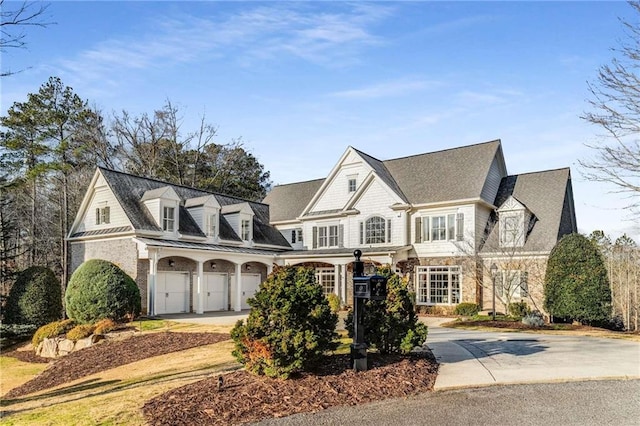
[77,187,131,233]
[143,198,161,226]
[278,228,304,250]
[188,206,204,230]
[475,205,493,250]
[412,204,476,257]
[311,163,369,213]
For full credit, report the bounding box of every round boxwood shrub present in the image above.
[231,266,338,379]
[4,266,62,327]
[454,302,480,317]
[65,259,141,324]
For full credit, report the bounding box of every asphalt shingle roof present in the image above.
[98,168,290,248]
[263,140,501,221]
[481,168,576,252]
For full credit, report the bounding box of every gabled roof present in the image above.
[263,140,502,221]
[96,168,290,248]
[482,168,577,252]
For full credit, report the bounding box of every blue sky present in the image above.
[2,1,638,240]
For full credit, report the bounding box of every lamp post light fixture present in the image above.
[490,263,498,321]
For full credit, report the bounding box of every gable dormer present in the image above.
[141,186,181,235]
[185,195,221,240]
[221,203,254,244]
[497,196,532,248]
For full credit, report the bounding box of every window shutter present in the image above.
[415,217,422,243]
[359,221,364,245]
[339,224,344,247]
[447,214,455,240]
[312,226,318,249]
[423,217,430,242]
[291,229,296,243]
[456,213,464,241]
[520,271,529,297]
[104,206,110,224]
[96,208,101,225]
[386,219,391,243]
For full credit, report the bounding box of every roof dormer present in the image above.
[497,196,531,248]
[185,195,221,240]
[141,186,181,235]
[222,203,254,244]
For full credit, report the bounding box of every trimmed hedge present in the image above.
[544,233,612,325]
[65,259,141,324]
[454,302,480,317]
[3,266,62,327]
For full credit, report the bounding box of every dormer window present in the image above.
[207,213,217,237]
[95,206,110,225]
[163,206,175,232]
[497,196,529,248]
[241,219,251,241]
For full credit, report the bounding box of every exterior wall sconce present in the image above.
[168,259,175,267]
[210,262,216,269]
[246,264,251,271]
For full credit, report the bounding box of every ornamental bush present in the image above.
[544,233,612,325]
[454,302,480,317]
[32,319,75,346]
[231,266,338,379]
[345,266,428,354]
[508,301,531,319]
[66,324,96,341]
[4,266,62,327]
[65,259,141,324]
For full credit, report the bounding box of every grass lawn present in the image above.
[0,322,238,426]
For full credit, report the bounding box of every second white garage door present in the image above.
[192,273,228,312]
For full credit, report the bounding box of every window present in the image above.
[313,225,342,248]
[297,229,303,243]
[290,229,303,244]
[495,270,528,299]
[416,213,464,243]
[207,213,217,237]
[416,266,461,305]
[364,216,388,244]
[95,206,110,225]
[163,206,175,232]
[315,267,336,295]
[241,219,251,241]
[348,178,357,192]
[500,214,523,247]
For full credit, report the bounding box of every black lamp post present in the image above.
[490,263,498,321]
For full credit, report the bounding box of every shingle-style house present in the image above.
[68,139,576,316]
[263,140,577,314]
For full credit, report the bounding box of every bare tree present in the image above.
[581,2,640,215]
[1,0,53,77]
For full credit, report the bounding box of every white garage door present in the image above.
[156,272,189,314]
[230,273,261,310]
[192,273,227,312]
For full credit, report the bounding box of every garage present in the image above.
[193,272,228,312]
[230,273,262,310]
[156,272,189,314]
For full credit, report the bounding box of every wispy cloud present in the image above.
[454,89,524,107]
[329,78,442,99]
[56,3,394,91]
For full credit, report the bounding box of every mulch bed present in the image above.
[4,332,229,399]
[142,351,438,426]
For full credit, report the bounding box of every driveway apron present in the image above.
[425,320,640,390]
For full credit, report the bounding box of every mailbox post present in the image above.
[350,250,387,372]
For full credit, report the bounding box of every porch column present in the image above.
[334,265,340,297]
[196,260,204,314]
[341,263,348,305]
[235,262,243,312]
[148,250,159,316]
[267,263,273,275]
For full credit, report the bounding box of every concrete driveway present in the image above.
[424,318,640,390]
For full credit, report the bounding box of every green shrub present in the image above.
[454,302,480,317]
[345,266,428,354]
[326,293,341,313]
[65,259,141,324]
[508,301,531,318]
[67,324,96,341]
[94,318,117,335]
[32,319,75,346]
[231,266,338,379]
[522,311,545,327]
[544,233,612,325]
[3,266,62,327]
[0,324,39,347]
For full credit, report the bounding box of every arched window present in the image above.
[365,216,386,244]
